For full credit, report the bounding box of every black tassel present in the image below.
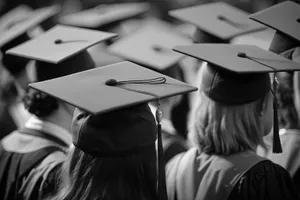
[156,109,168,200]
[272,76,282,153]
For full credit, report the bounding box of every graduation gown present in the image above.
[264,129,300,194]
[0,117,70,200]
[161,119,189,164]
[166,148,299,200]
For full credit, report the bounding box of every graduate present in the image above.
[165,44,300,200]
[168,2,265,44]
[167,2,267,103]
[27,61,197,200]
[59,2,150,33]
[0,5,60,139]
[108,19,193,163]
[250,1,300,192]
[0,25,116,200]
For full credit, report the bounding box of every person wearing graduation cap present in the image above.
[0,5,60,140]
[0,25,116,200]
[168,2,265,44]
[108,20,193,163]
[250,1,300,193]
[168,2,267,91]
[165,44,300,200]
[59,2,150,34]
[27,61,197,200]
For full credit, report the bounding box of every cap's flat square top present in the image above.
[0,5,60,48]
[59,3,150,28]
[108,19,192,70]
[174,44,300,73]
[6,25,117,63]
[169,2,265,40]
[249,1,300,43]
[29,61,198,115]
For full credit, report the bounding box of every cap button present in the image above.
[217,15,225,20]
[105,79,118,86]
[237,52,247,58]
[54,39,63,44]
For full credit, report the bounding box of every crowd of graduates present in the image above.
[0,0,300,200]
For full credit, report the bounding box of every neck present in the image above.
[42,104,72,133]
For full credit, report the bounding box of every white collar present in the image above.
[161,118,176,135]
[24,116,72,146]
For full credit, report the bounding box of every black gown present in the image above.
[0,128,67,200]
[228,160,299,200]
[166,148,300,200]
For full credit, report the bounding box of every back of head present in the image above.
[23,50,95,118]
[189,63,271,155]
[50,104,158,200]
[269,31,300,130]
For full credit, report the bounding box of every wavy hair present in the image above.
[188,91,271,155]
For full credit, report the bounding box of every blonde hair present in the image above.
[188,91,270,155]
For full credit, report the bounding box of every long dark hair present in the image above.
[47,146,158,200]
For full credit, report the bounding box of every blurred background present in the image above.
[0,0,299,140]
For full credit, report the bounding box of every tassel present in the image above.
[156,104,168,200]
[272,75,282,153]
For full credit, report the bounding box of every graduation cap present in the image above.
[169,2,265,43]
[0,5,61,77]
[6,25,117,81]
[249,1,300,54]
[28,61,197,200]
[174,44,300,153]
[108,19,192,72]
[59,2,150,31]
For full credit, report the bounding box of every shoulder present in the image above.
[20,150,66,200]
[229,160,300,200]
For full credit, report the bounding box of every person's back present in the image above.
[47,105,159,200]
[258,28,300,192]
[166,42,300,200]
[0,24,105,199]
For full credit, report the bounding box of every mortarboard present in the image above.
[169,2,265,43]
[0,5,61,76]
[108,19,192,71]
[173,44,300,153]
[28,61,197,200]
[59,3,150,30]
[249,1,300,55]
[6,25,117,81]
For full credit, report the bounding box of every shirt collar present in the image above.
[25,116,73,146]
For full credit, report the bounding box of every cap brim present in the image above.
[29,61,198,115]
[6,25,117,64]
[173,44,300,73]
[169,2,265,40]
[249,1,300,43]
[0,5,61,48]
[59,3,149,28]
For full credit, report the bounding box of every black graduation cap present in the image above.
[249,1,300,54]
[6,25,117,81]
[59,2,150,31]
[169,2,265,43]
[0,5,60,76]
[173,43,300,153]
[108,19,192,71]
[28,61,197,200]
